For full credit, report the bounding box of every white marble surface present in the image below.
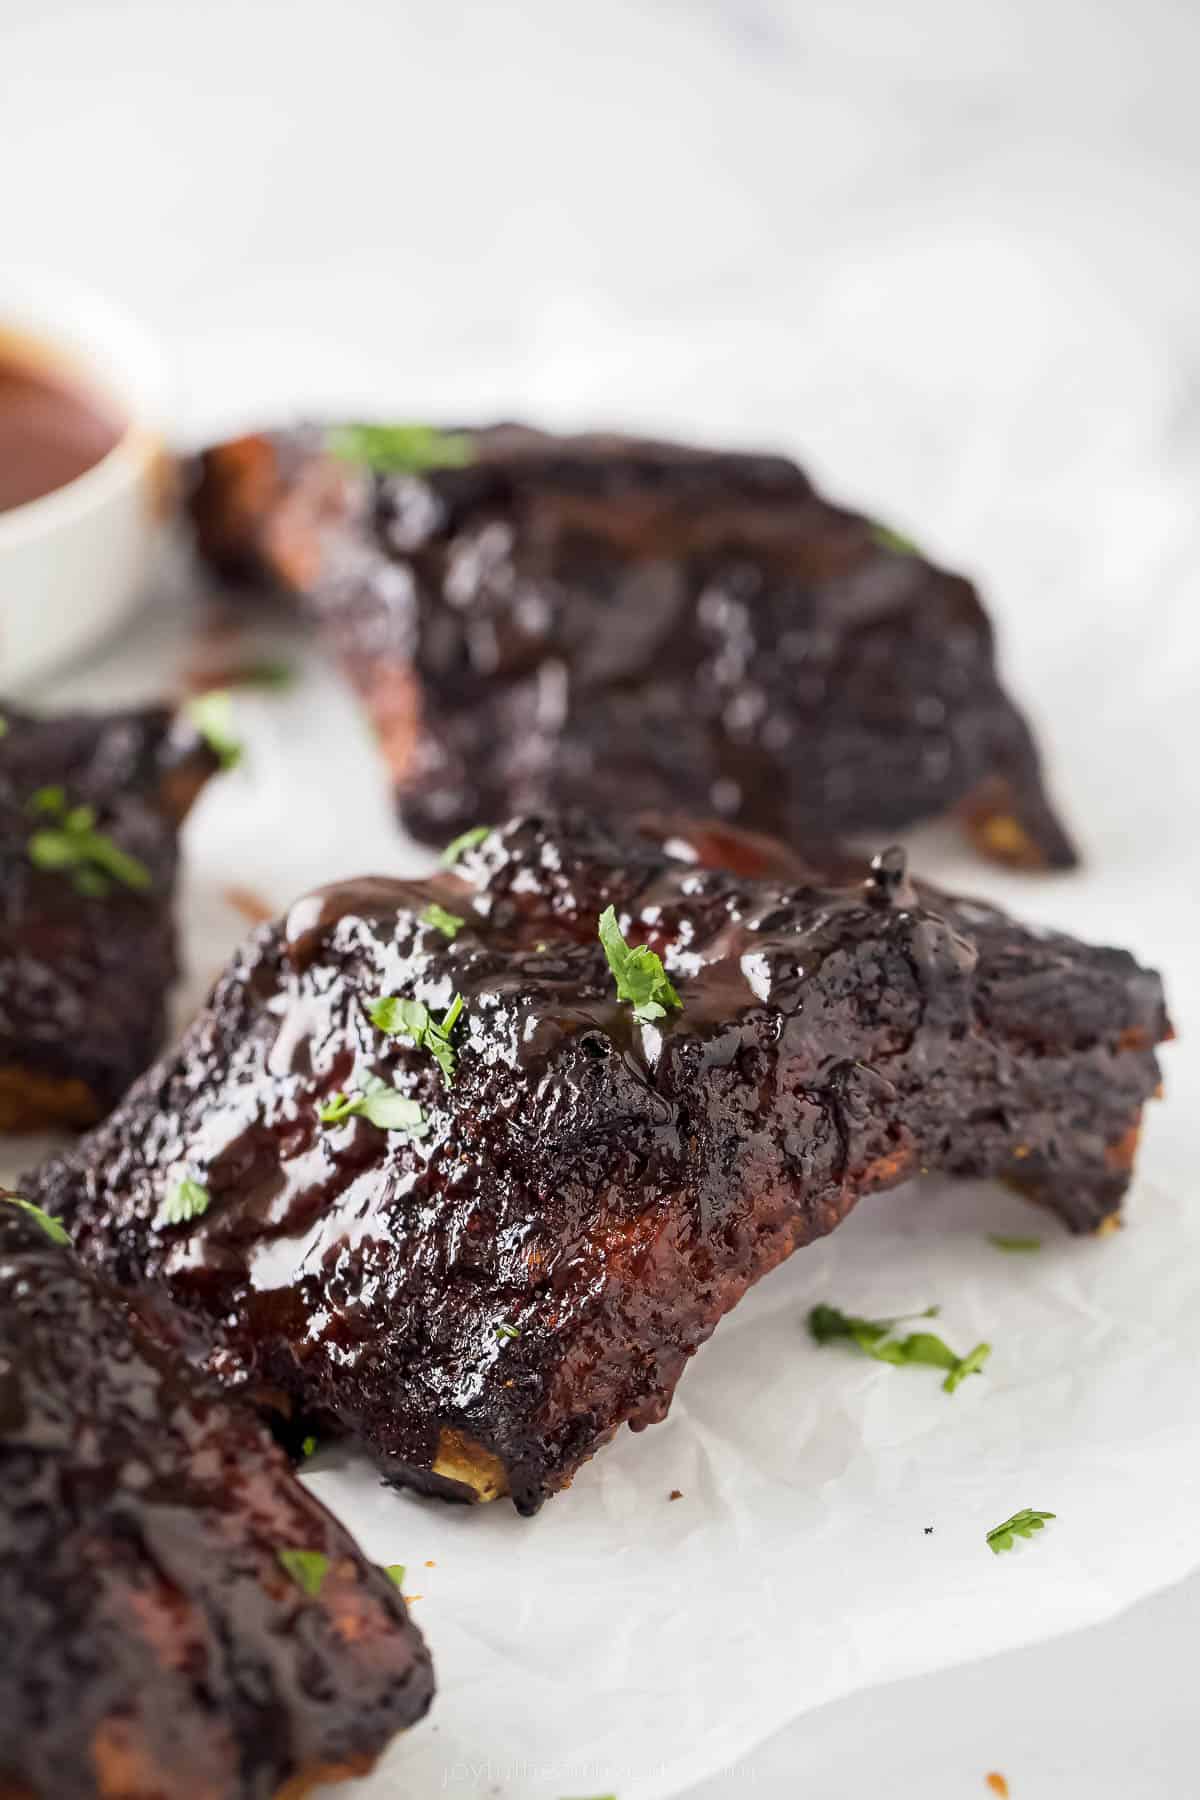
[5,2,1200,1795]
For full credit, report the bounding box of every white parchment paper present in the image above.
[5,542,1195,1800]
[4,0,1200,1787]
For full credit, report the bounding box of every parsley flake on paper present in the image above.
[808,1303,990,1394]
[986,1508,1056,1555]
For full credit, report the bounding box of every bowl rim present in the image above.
[0,270,168,547]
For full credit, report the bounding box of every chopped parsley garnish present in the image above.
[327,422,473,475]
[943,1339,992,1394]
[598,905,682,1024]
[870,521,920,556]
[495,1321,521,1341]
[233,658,295,690]
[366,993,464,1086]
[440,824,489,867]
[421,901,465,939]
[384,1563,406,1589]
[808,1303,990,1394]
[26,787,152,897]
[988,1234,1042,1252]
[187,689,242,770]
[300,1435,318,1461]
[986,1508,1056,1554]
[158,1178,211,1227]
[3,1194,70,1246]
[277,1548,330,1597]
[808,1302,939,1347]
[318,1076,430,1135]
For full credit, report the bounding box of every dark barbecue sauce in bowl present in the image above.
[0,343,125,513]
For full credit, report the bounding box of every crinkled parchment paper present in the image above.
[6,275,1198,1797]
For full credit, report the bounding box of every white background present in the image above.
[4,2,1200,1795]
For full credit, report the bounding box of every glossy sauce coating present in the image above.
[0,348,123,513]
[191,424,1077,869]
[29,817,1168,1514]
[0,704,216,1129]
[0,1194,433,1800]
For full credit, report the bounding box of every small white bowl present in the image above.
[0,272,171,688]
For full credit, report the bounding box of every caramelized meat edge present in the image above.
[0,704,217,1130]
[190,425,1076,870]
[28,817,1166,1515]
[0,1192,433,1800]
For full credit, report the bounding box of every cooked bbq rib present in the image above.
[0,704,216,1131]
[191,423,1076,870]
[27,817,1167,1517]
[0,1191,433,1800]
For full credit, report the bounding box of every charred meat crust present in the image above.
[0,704,216,1130]
[26,816,1166,1516]
[190,423,1076,870]
[0,1192,433,1800]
